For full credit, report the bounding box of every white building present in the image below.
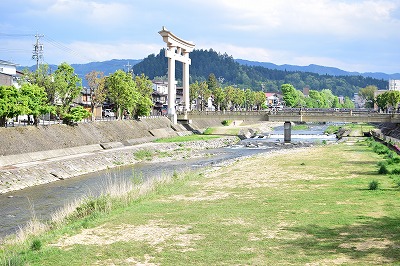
[0,60,21,88]
[389,79,400,91]
[153,81,168,94]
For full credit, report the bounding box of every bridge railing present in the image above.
[183,109,400,123]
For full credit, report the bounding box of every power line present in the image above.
[1,32,98,65]
[0,33,33,38]
[43,35,97,63]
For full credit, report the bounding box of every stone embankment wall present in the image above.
[0,117,185,156]
[377,123,400,140]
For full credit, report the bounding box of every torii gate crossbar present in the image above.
[159,26,195,124]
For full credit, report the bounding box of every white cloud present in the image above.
[25,0,134,27]
[204,0,400,38]
[45,41,161,65]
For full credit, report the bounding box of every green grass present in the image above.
[325,123,376,135]
[292,124,309,130]
[203,127,215,135]
[2,140,400,265]
[154,134,220,143]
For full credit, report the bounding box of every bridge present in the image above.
[178,109,400,142]
[179,109,400,123]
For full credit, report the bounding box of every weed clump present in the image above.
[368,180,379,190]
[378,163,390,175]
[30,239,42,251]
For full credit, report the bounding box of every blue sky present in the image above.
[1,0,399,74]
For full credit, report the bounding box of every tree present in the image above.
[19,83,54,126]
[375,93,388,112]
[189,82,200,108]
[207,73,218,93]
[106,70,139,119]
[359,85,377,108]
[281,84,299,107]
[21,64,56,104]
[198,81,211,111]
[342,96,355,108]
[386,90,400,112]
[254,91,267,110]
[232,88,245,110]
[245,88,255,110]
[223,86,236,110]
[53,62,82,115]
[133,74,154,117]
[308,90,324,108]
[0,86,23,127]
[212,87,225,111]
[85,71,106,121]
[320,89,336,108]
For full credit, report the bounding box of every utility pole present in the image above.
[124,61,134,76]
[32,33,44,70]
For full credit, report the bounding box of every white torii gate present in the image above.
[159,27,195,124]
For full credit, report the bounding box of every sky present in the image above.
[1,0,400,74]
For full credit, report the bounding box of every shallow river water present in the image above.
[0,124,335,241]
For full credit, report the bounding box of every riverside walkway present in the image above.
[179,108,400,124]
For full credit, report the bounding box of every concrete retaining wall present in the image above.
[0,117,182,156]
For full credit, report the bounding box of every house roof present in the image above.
[265,92,282,98]
[0,60,18,67]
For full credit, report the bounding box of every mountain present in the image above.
[18,49,395,97]
[131,49,388,97]
[235,59,400,80]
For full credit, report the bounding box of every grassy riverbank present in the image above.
[2,139,400,265]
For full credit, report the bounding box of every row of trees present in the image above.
[280,84,355,109]
[0,63,154,127]
[190,80,266,111]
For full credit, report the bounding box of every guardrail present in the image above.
[180,109,400,123]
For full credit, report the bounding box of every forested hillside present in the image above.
[133,49,388,97]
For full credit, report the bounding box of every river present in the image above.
[0,123,335,242]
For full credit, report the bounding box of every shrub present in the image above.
[368,180,379,190]
[221,120,232,126]
[386,152,400,164]
[391,168,400,175]
[378,163,390,174]
[62,106,90,125]
[73,195,111,219]
[372,142,390,155]
[31,239,42,251]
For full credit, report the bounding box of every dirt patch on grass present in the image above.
[52,219,203,251]
[94,254,157,266]
[166,190,231,202]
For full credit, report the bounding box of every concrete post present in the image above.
[284,121,291,143]
[167,55,177,124]
[183,57,190,113]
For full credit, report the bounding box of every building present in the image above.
[389,79,400,91]
[353,93,365,108]
[0,60,22,88]
[265,92,283,107]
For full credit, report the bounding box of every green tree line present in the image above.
[0,63,154,127]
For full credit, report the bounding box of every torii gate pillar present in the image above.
[159,27,195,124]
